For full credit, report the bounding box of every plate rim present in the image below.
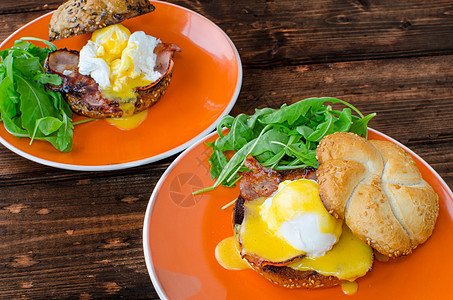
[142,127,453,299]
[0,1,243,171]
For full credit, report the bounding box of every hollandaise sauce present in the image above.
[215,236,250,270]
[288,224,373,280]
[239,179,343,263]
[240,197,304,262]
[340,281,359,295]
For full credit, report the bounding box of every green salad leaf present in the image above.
[0,38,75,152]
[194,97,376,195]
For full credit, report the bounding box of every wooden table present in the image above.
[1,0,452,298]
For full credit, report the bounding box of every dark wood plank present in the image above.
[0,165,163,299]
[172,0,453,67]
[0,11,51,44]
[233,54,453,185]
[0,0,63,14]
[2,0,453,66]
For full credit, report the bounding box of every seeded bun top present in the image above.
[316,132,439,257]
[49,0,155,41]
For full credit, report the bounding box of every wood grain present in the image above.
[0,0,452,298]
[170,0,453,66]
[2,0,453,66]
[0,162,169,299]
[234,54,453,184]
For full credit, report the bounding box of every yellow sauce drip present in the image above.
[288,224,373,280]
[340,281,358,295]
[215,236,250,270]
[106,109,148,130]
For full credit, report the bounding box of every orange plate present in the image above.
[143,128,453,299]
[0,1,241,170]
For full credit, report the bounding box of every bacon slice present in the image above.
[44,43,180,118]
[239,155,281,202]
[238,155,317,203]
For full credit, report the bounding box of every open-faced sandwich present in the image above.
[203,98,439,295]
[229,133,438,293]
[231,156,374,290]
[45,0,180,119]
[0,0,180,152]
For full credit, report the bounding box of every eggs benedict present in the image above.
[217,131,439,294]
[238,179,343,265]
[217,156,374,291]
[45,0,180,125]
[78,24,164,107]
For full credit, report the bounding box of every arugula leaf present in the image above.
[33,73,62,85]
[194,97,375,194]
[260,98,324,125]
[15,73,58,133]
[20,37,58,52]
[216,115,234,138]
[208,144,229,180]
[55,113,74,152]
[250,128,289,156]
[36,116,63,135]
[14,56,42,77]
[48,89,72,116]
[0,38,78,152]
[350,113,376,137]
[229,114,253,149]
[3,54,14,81]
[0,76,19,112]
[304,112,335,142]
[333,108,352,132]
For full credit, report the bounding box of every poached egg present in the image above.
[260,179,343,257]
[228,178,373,282]
[78,24,162,129]
[239,179,343,262]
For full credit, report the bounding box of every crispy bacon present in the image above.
[238,155,317,203]
[239,155,281,202]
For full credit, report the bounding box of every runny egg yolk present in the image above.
[106,109,148,130]
[215,236,250,271]
[89,24,154,102]
[78,24,164,129]
[91,24,130,64]
[288,224,373,281]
